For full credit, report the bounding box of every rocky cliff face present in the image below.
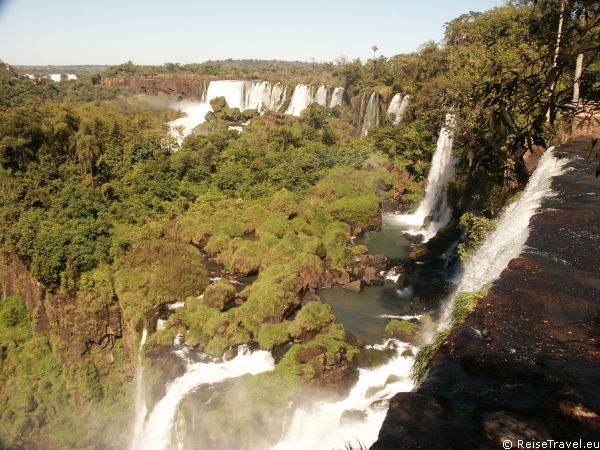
[102,74,209,99]
[1,254,129,365]
[373,140,600,449]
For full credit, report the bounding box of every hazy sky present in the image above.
[0,0,504,65]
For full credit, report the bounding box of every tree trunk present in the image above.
[548,0,567,122]
[573,52,584,105]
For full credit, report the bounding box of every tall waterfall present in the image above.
[360,92,380,136]
[396,95,410,125]
[387,94,402,123]
[132,346,274,450]
[285,84,314,116]
[438,147,567,327]
[129,329,148,450]
[314,85,328,106]
[329,87,344,107]
[169,80,287,142]
[245,81,287,112]
[390,113,456,241]
[272,341,416,450]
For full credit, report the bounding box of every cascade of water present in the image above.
[132,346,274,450]
[271,83,287,111]
[329,87,344,108]
[395,95,410,125]
[390,114,456,241]
[360,92,380,136]
[438,148,567,327]
[387,93,403,124]
[272,341,415,450]
[129,329,148,450]
[244,81,287,112]
[285,84,314,116]
[314,85,328,106]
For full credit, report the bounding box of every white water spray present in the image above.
[129,329,148,450]
[272,341,415,450]
[438,147,567,327]
[132,346,274,450]
[390,114,456,241]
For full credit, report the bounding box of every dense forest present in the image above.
[1,1,599,449]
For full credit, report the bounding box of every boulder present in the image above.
[342,280,362,292]
[202,280,236,311]
[362,266,384,286]
[296,345,327,364]
[403,232,424,244]
[338,271,351,285]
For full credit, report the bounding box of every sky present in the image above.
[0,0,504,66]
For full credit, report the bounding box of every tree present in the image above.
[371,45,379,75]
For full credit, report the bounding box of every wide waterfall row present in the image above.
[170,81,345,141]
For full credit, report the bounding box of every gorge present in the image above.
[1,2,599,449]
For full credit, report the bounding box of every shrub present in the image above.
[288,302,335,341]
[257,322,290,350]
[384,319,419,343]
[0,296,29,328]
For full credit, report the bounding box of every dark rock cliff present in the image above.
[373,140,600,449]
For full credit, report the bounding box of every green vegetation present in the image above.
[1,1,599,447]
[412,329,449,384]
[384,319,420,343]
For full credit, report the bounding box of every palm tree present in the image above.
[371,45,379,75]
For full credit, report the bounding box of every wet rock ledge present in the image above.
[373,140,600,449]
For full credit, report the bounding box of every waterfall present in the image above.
[438,147,567,327]
[169,80,288,142]
[396,95,410,125]
[387,93,410,126]
[272,341,415,450]
[390,113,456,241]
[360,92,380,137]
[129,329,148,450]
[244,81,287,112]
[314,85,328,106]
[387,94,403,124]
[329,87,344,108]
[285,84,314,116]
[132,346,274,450]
